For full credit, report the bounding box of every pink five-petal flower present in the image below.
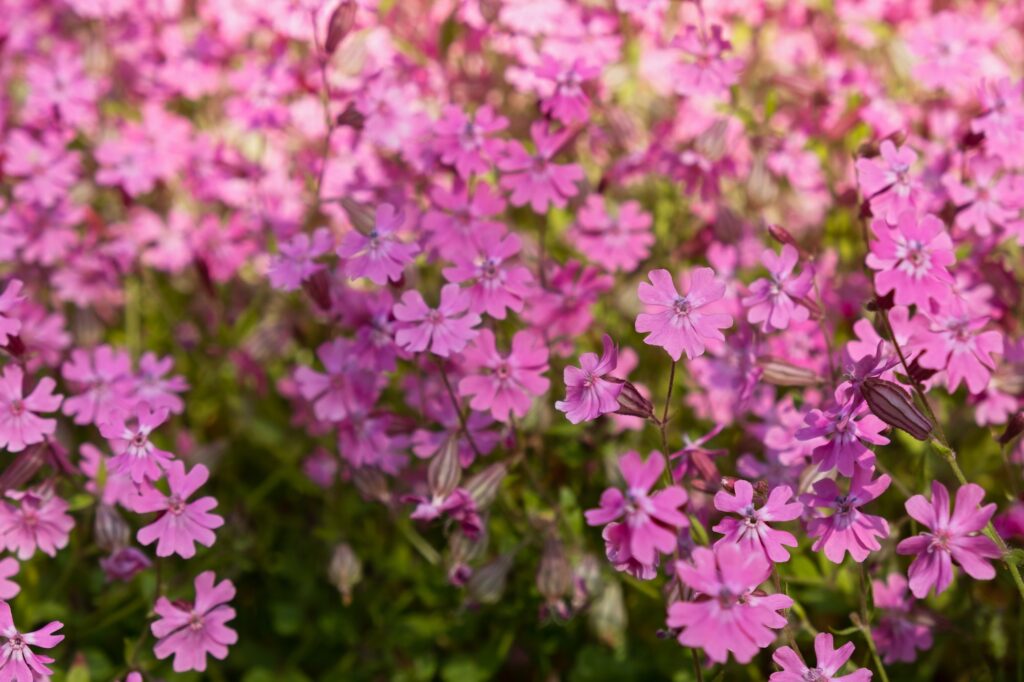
[584,450,688,567]
[855,140,922,225]
[572,197,654,273]
[742,245,814,333]
[871,573,934,664]
[266,227,334,291]
[555,334,623,424]
[673,24,743,98]
[136,460,224,559]
[0,280,24,346]
[61,345,135,426]
[392,284,481,358]
[795,404,889,477]
[865,212,955,308]
[0,365,63,453]
[498,121,583,214]
[897,481,1000,599]
[457,329,550,423]
[713,480,802,563]
[152,571,237,673]
[433,105,508,179]
[0,488,74,560]
[802,467,891,564]
[100,403,175,484]
[337,204,419,285]
[441,224,533,320]
[534,55,600,125]
[770,633,872,682]
[912,312,1003,395]
[0,601,63,681]
[635,267,732,361]
[667,543,792,664]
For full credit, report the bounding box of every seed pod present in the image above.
[465,462,506,509]
[94,504,130,551]
[614,381,654,419]
[994,364,1024,396]
[324,1,357,55]
[757,356,822,387]
[428,435,461,500]
[536,536,572,604]
[328,543,363,605]
[0,444,45,493]
[861,377,933,441]
[998,412,1024,446]
[466,553,514,605]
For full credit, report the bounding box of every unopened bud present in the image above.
[0,444,45,492]
[767,224,800,251]
[757,356,822,387]
[428,435,461,499]
[449,527,488,586]
[335,103,365,130]
[999,412,1024,446]
[465,462,506,509]
[328,543,363,605]
[466,552,514,605]
[302,270,333,312]
[339,198,376,235]
[747,157,777,207]
[0,335,25,358]
[614,381,654,419]
[994,364,1024,396]
[695,119,729,161]
[324,1,357,55]
[536,536,572,604]
[352,467,390,503]
[861,378,933,441]
[94,504,130,551]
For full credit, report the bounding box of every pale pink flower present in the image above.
[498,122,583,213]
[912,311,1003,395]
[152,571,237,672]
[770,633,872,682]
[572,197,654,273]
[534,55,600,124]
[433,105,508,179]
[136,460,223,559]
[61,346,135,425]
[3,129,80,207]
[742,245,814,333]
[293,338,379,423]
[392,284,481,358]
[635,267,732,361]
[0,601,63,681]
[0,488,74,560]
[441,225,533,320]
[803,467,891,564]
[80,443,137,509]
[855,141,923,224]
[668,543,792,663]
[337,204,418,286]
[0,366,62,453]
[673,25,743,98]
[133,353,189,415]
[458,330,550,423]
[100,403,175,484]
[713,480,802,563]
[266,227,334,291]
[945,156,1020,237]
[865,212,955,308]
[897,482,1000,598]
[555,334,622,424]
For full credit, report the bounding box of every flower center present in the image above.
[426,310,444,324]
[7,634,24,652]
[802,668,828,682]
[189,611,204,631]
[9,399,24,417]
[168,495,187,515]
[673,296,691,316]
[929,529,953,552]
[496,362,510,380]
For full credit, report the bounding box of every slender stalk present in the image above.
[855,565,890,682]
[690,647,705,682]
[659,360,677,455]
[435,359,482,458]
[310,11,337,202]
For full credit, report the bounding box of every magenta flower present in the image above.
[584,450,688,567]
[405,488,482,539]
[266,227,334,291]
[134,352,189,415]
[0,601,63,681]
[673,25,743,98]
[294,338,379,423]
[534,55,599,124]
[572,197,654,273]
[0,280,24,346]
[912,312,1003,394]
[498,122,583,213]
[337,204,418,285]
[433,105,508,179]
[555,334,623,424]
[101,547,152,583]
[100,403,175,484]
[441,225,533,320]
[635,267,732,361]
[796,404,889,477]
[0,559,19,600]
[742,245,814,333]
[0,488,74,560]
[61,345,135,426]
[897,482,1000,598]
[136,460,224,559]
[152,571,237,673]
[945,156,1019,237]
[803,467,891,564]
[667,543,792,664]
[713,480,802,563]
[423,183,507,260]
[855,140,923,225]
[770,633,872,682]
[458,330,550,423]
[601,521,658,580]
[392,284,481,358]
[865,212,955,308]
[872,573,934,663]
[0,365,62,453]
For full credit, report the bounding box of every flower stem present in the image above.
[659,360,677,454]
[856,565,890,682]
[690,647,705,682]
[436,358,483,459]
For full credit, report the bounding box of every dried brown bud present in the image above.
[614,381,654,419]
[94,504,130,551]
[998,412,1024,446]
[757,356,822,387]
[328,543,363,605]
[428,435,461,499]
[465,462,506,509]
[324,1,357,55]
[335,103,366,130]
[339,197,376,235]
[861,378,933,441]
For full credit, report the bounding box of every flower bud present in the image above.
[0,444,45,493]
[861,377,932,441]
[466,552,514,605]
[352,467,390,503]
[767,224,800,251]
[998,412,1024,446]
[589,580,627,649]
[757,356,822,387]
[328,543,363,605]
[428,435,461,500]
[614,381,654,419]
[339,198,376,235]
[302,270,333,312]
[324,1,357,55]
[448,528,488,586]
[994,363,1024,396]
[747,157,777,207]
[101,547,152,582]
[336,103,366,130]
[464,462,506,509]
[695,119,729,161]
[94,504,130,551]
[536,536,572,604]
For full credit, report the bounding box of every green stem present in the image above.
[436,359,482,458]
[690,647,705,682]
[856,565,890,682]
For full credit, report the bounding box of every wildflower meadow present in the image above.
[3,0,1024,680]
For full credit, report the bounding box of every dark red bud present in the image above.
[324,1,357,55]
[998,412,1024,446]
[861,378,933,441]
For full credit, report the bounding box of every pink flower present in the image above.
[911,312,1003,394]
[803,467,891,564]
[742,245,814,333]
[555,334,623,424]
[294,339,379,423]
[133,352,189,415]
[441,225,533,319]
[635,267,732,361]
[897,482,1000,598]
[136,460,223,559]
[855,141,923,225]
[770,633,872,682]
[392,284,481,358]
[458,330,550,423]
[0,559,19,600]
[61,345,135,425]
[80,444,138,509]
[667,543,792,664]
[337,204,418,285]
[433,105,508,179]
[0,601,63,681]
[673,25,743,98]
[3,129,80,207]
[865,212,955,308]
[0,366,62,453]
[534,55,600,124]
[152,571,237,672]
[0,280,24,346]
[871,573,933,664]
[945,156,1020,237]
[423,183,507,260]
[795,405,889,477]
[100,404,175,484]
[713,480,802,563]
[601,522,658,580]
[498,122,583,213]
[266,227,334,291]
[100,547,152,582]
[572,197,654,273]
[0,488,74,560]
[405,489,482,539]
[584,451,688,566]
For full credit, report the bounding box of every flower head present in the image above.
[742,245,814,333]
[802,467,891,563]
[0,488,74,560]
[635,267,732,361]
[0,601,63,682]
[337,204,418,285]
[458,330,549,423]
[152,571,237,672]
[441,225,533,320]
[100,403,175,484]
[770,633,872,682]
[0,366,62,453]
[713,480,802,563]
[856,141,922,225]
[796,404,889,477]
[866,212,955,308]
[871,573,934,664]
[392,284,481,358]
[555,334,623,424]
[136,460,224,559]
[498,122,583,213]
